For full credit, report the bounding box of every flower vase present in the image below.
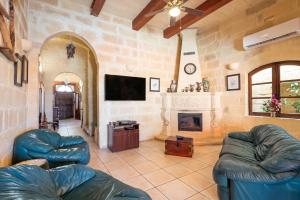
[270,112,276,117]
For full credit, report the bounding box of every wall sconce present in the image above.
[226,62,240,70]
[21,39,33,53]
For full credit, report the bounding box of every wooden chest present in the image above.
[165,136,193,157]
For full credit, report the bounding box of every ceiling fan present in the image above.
[145,0,203,27]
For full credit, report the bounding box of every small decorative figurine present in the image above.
[196,82,202,92]
[202,78,210,92]
[170,80,177,93]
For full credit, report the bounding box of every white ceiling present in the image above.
[99,0,271,32]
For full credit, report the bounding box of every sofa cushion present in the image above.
[0,165,60,200]
[249,124,293,161]
[260,147,300,173]
[220,137,257,163]
[62,170,151,200]
[49,165,95,196]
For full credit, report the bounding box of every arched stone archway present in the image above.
[35,32,100,146]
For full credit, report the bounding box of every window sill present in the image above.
[247,115,300,121]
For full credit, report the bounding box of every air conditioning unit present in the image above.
[243,17,300,50]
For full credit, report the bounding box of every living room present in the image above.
[0,0,300,200]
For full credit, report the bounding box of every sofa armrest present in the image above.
[59,136,85,147]
[213,155,298,184]
[228,131,253,143]
[49,165,95,196]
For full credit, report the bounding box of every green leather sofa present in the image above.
[0,164,151,200]
[13,129,90,168]
[213,124,300,200]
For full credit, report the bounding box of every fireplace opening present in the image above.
[178,113,203,132]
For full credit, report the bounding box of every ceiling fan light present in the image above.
[169,6,181,17]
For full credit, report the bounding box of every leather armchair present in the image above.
[0,164,151,200]
[13,129,90,168]
[213,124,300,200]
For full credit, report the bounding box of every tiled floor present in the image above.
[58,119,221,200]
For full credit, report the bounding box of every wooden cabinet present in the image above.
[108,124,139,152]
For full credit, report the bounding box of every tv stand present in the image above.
[107,123,139,152]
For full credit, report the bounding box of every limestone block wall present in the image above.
[0,0,29,166]
[197,0,300,138]
[27,0,177,148]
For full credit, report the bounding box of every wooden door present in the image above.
[55,92,74,119]
[112,131,127,152]
[127,130,139,149]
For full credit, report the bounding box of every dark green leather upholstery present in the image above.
[13,129,90,168]
[0,164,151,200]
[213,124,300,200]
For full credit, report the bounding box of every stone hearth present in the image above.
[156,92,223,145]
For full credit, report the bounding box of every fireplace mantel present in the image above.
[157,92,223,145]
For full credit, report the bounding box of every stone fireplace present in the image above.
[156,92,223,145]
[178,113,203,132]
[155,29,223,145]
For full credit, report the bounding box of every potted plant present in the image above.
[262,95,282,117]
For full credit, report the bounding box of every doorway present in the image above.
[39,33,99,139]
[53,72,82,120]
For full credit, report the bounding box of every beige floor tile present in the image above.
[198,165,215,182]
[97,152,118,163]
[157,179,197,200]
[133,161,160,174]
[187,193,210,200]
[182,159,210,171]
[88,162,109,174]
[164,155,193,163]
[143,169,175,186]
[116,149,140,158]
[125,175,153,191]
[180,172,214,192]
[152,157,176,168]
[122,154,148,165]
[201,184,218,200]
[59,119,220,200]
[104,158,128,171]
[198,153,219,165]
[110,165,139,181]
[146,188,168,200]
[163,163,193,178]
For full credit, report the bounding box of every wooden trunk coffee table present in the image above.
[165,136,193,157]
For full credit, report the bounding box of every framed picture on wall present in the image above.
[226,74,240,91]
[14,53,22,87]
[150,77,160,92]
[22,55,28,83]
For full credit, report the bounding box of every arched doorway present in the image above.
[38,32,99,140]
[53,73,82,121]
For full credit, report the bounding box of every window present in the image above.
[55,85,74,93]
[249,61,300,119]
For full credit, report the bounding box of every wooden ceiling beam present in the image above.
[91,0,106,16]
[163,0,233,38]
[132,0,167,31]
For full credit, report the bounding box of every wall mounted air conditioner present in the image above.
[243,17,300,50]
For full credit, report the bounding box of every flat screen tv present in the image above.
[105,74,146,101]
